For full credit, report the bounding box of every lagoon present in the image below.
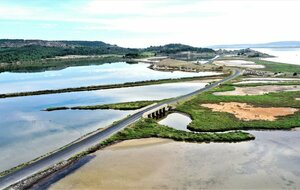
[158,112,192,132]
[46,129,300,190]
[0,62,219,93]
[254,48,300,65]
[0,81,207,172]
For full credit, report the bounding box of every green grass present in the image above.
[176,84,300,132]
[44,100,158,111]
[139,51,156,57]
[102,118,255,143]
[233,81,300,87]
[0,75,222,99]
[45,107,69,111]
[0,114,253,179]
[72,100,157,110]
[253,59,300,73]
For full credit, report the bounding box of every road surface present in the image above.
[0,69,241,189]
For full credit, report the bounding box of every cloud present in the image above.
[1,0,300,47]
[0,5,38,19]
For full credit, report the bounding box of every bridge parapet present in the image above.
[142,104,172,119]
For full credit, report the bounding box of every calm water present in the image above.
[254,48,300,65]
[158,112,192,132]
[0,82,207,172]
[45,130,300,189]
[0,62,219,93]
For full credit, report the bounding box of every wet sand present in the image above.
[214,60,265,69]
[201,102,298,121]
[45,131,300,190]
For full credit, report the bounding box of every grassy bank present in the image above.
[233,81,300,87]
[176,84,300,132]
[254,59,300,73]
[70,118,255,163]
[1,114,253,183]
[102,118,255,143]
[7,117,254,189]
[0,75,222,99]
[45,100,158,111]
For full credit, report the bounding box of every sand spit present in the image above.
[201,102,298,121]
[214,85,300,96]
[214,60,265,69]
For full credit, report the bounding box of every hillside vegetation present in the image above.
[0,40,216,64]
[176,84,300,132]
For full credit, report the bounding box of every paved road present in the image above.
[0,69,241,189]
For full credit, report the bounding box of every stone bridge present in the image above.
[142,104,172,119]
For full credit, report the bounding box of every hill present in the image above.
[0,39,113,48]
[146,43,215,54]
[0,40,216,63]
[0,39,138,63]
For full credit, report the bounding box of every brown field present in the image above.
[214,60,265,69]
[153,58,222,72]
[201,102,298,121]
[214,85,300,96]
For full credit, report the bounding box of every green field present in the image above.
[253,59,300,73]
[101,118,254,143]
[176,84,300,132]
[45,100,158,111]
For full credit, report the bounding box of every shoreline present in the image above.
[11,124,300,190]
[2,67,300,189]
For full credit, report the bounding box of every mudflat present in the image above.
[214,85,300,96]
[201,102,298,121]
[214,60,265,69]
[48,133,300,189]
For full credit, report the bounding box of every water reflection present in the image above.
[158,112,192,131]
[0,82,207,172]
[0,62,220,93]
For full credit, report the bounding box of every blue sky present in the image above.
[0,0,300,48]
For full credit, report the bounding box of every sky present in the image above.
[0,0,300,48]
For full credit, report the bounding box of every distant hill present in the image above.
[0,39,138,63]
[0,39,113,48]
[209,41,300,49]
[145,43,215,54]
[0,39,215,63]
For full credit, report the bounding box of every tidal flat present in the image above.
[44,129,300,189]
